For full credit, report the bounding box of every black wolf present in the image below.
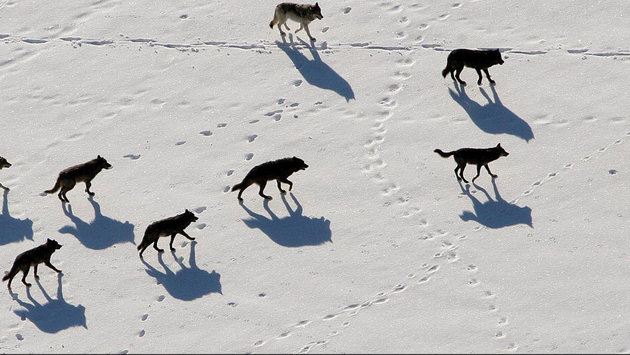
[44,155,112,203]
[0,156,11,190]
[434,143,509,183]
[232,156,309,201]
[442,49,504,85]
[270,2,323,42]
[138,210,198,258]
[2,238,62,289]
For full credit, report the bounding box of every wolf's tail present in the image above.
[231,182,245,192]
[434,149,454,158]
[2,264,17,282]
[269,8,278,28]
[441,66,450,78]
[44,177,61,194]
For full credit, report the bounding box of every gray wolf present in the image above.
[0,156,11,190]
[442,49,504,85]
[434,143,509,183]
[44,155,112,202]
[138,209,198,258]
[2,238,62,289]
[270,2,323,42]
[232,156,308,201]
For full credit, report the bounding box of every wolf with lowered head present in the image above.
[138,209,199,258]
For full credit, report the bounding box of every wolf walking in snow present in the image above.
[270,2,323,42]
[2,238,63,289]
[434,143,509,183]
[442,48,505,85]
[44,155,112,203]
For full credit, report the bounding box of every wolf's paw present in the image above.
[310,37,317,42]
[88,192,95,196]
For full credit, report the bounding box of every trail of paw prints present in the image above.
[136,294,166,339]
[511,129,630,205]
[361,50,426,222]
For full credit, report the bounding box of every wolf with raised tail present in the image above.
[434,143,509,183]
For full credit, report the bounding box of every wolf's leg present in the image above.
[278,20,287,36]
[0,182,8,190]
[458,163,469,183]
[33,264,39,279]
[169,234,177,251]
[280,178,293,191]
[295,23,303,33]
[475,68,484,85]
[455,66,466,85]
[45,260,61,273]
[258,181,272,200]
[21,267,31,287]
[449,68,456,81]
[85,181,95,196]
[153,239,164,253]
[484,164,497,178]
[483,68,495,84]
[303,24,316,41]
[472,164,482,183]
[179,230,195,241]
[276,179,286,194]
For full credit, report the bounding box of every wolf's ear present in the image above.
[185,209,190,213]
[497,143,501,147]
[47,238,52,242]
[97,155,102,159]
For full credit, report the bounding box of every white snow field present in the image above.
[0,0,629,353]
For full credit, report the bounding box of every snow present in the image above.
[0,0,629,353]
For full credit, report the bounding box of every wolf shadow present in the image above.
[240,193,332,247]
[449,82,534,142]
[59,196,135,250]
[459,179,533,229]
[10,273,87,333]
[0,189,34,246]
[277,35,355,102]
[142,241,222,301]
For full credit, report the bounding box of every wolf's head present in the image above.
[494,143,509,157]
[96,155,113,170]
[493,49,504,65]
[46,238,63,250]
[183,209,199,224]
[290,156,309,172]
[311,2,323,20]
[0,156,11,169]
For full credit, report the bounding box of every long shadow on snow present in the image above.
[240,193,332,247]
[10,274,87,333]
[0,189,33,246]
[142,241,222,301]
[448,82,534,142]
[59,196,135,250]
[277,35,355,102]
[459,179,533,229]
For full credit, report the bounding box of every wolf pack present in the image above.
[2,3,510,290]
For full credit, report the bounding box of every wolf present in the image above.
[232,156,308,201]
[138,209,198,258]
[434,143,509,183]
[269,2,323,42]
[2,238,62,289]
[44,155,112,203]
[0,156,11,190]
[442,49,504,85]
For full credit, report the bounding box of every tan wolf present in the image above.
[269,2,323,42]
[44,155,112,202]
[442,48,505,85]
[2,238,62,289]
[138,210,198,258]
[434,143,509,183]
[231,156,308,201]
[0,156,11,190]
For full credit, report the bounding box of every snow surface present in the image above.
[0,0,629,353]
